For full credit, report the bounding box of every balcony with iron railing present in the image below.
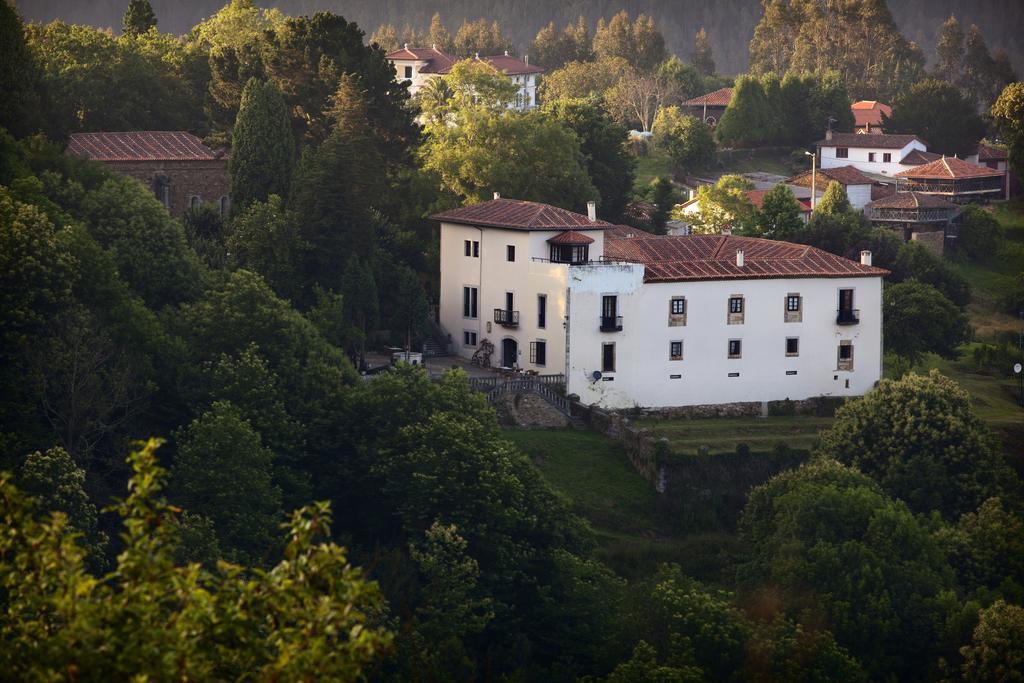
[494,308,519,327]
[836,308,860,325]
[600,315,623,332]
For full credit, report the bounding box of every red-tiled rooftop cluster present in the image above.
[682,87,734,107]
[67,131,223,162]
[384,46,455,73]
[864,192,958,210]
[816,132,923,149]
[851,100,892,128]
[604,233,887,283]
[894,156,1004,179]
[899,149,942,165]
[789,165,874,188]
[431,199,612,230]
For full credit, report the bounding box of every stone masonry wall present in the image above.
[911,229,945,256]
[104,159,230,218]
[498,392,569,429]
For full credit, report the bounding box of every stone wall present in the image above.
[498,392,569,429]
[104,158,230,218]
[911,229,945,256]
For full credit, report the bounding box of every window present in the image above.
[786,295,801,312]
[189,195,200,210]
[463,331,478,347]
[838,341,854,370]
[868,152,876,162]
[219,195,230,217]
[464,240,471,256]
[537,294,547,328]
[670,341,683,360]
[602,342,616,372]
[506,245,515,262]
[730,297,743,313]
[836,147,849,158]
[883,153,891,163]
[473,241,479,257]
[601,295,621,331]
[530,340,547,366]
[728,339,742,359]
[463,240,480,257]
[786,338,799,356]
[403,66,413,79]
[462,286,478,318]
[550,244,588,263]
[671,297,686,315]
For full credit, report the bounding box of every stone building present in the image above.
[863,191,959,255]
[67,131,230,217]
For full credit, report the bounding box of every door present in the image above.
[505,292,514,313]
[501,338,518,368]
[839,289,854,314]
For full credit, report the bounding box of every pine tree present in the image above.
[934,16,964,83]
[961,25,995,105]
[428,13,453,53]
[0,1,45,137]
[229,78,293,212]
[121,0,156,37]
[691,27,716,77]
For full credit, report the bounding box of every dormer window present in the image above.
[547,230,594,264]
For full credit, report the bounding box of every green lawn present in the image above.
[634,150,672,190]
[506,428,741,583]
[633,415,832,455]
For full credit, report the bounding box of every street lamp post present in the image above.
[804,150,816,210]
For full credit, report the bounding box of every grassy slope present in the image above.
[506,429,741,584]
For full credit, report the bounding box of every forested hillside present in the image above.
[17,0,1024,76]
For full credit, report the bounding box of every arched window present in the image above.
[189,195,200,211]
[219,195,230,217]
[153,175,171,209]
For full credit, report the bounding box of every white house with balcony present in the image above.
[385,46,543,110]
[434,197,886,410]
[816,131,930,177]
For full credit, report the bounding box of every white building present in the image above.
[385,46,543,110]
[787,166,877,210]
[434,198,886,411]
[816,131,929,177]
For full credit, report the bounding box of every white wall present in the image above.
[846,183,873,210]
[389,58,437,96]
[566,266,884,409]
[820,139,926,176]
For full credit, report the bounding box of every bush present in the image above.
[956,205,1004,262]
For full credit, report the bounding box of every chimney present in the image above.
[860,250,872,266]
[431,43,436,50]
[587,201,597,222]
[525,53,529,65]
[504,50,509,56]
[736,249,745,268]
[403,42,408,50]
[493,191,501,200]
[825,128,833,141]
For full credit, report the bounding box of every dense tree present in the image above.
[593,11,666,73]
[542,97,635,221]
[652,106,716,173]
[960,23,1012,107]
[229,78,294,211]
[0,439,391,679]
[190,0,285,52]
[716,75,773,147]
[690,27,715,77]
[956,205,1004,262]
[657,56,705,107]
[992,82,1024,177]
[818,370,1015,518]
[739,459,956,680]
[0,1,46,138]
[883,79,986,156]
[778,71,855,146]
[883,280,970,365]
[959,600,1024,682]
[936,497,1024,599]
[647,176,679,234]
[890,242,972,307]
[539,56,629,103]
[934,15,965,83]
[530,17,592,70]
[452,18,512,58]
[226,195,304,300]
[814,180,852,216]
[428,12,455,54]
[340,255,379,366]
[122,0,156,37]
[604,67,679,133]
[751,183,804,240]
[686,175,756,235]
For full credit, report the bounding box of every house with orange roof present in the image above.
[434,196,885,410]
[682,87,733,126]
[894,156,1006,203]
[851,100,892,134]
[815,130,929,177]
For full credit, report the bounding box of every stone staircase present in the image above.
[469,374,585,428]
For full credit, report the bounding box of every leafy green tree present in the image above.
[0,438,392,680]
[739,459,956,680]
[422,107,597,210]
[818,370,1015,518]
[530,17,592,70]
[652,106,716,173]
[230,78,293,211]
[891,242,972,307]
[690,27,716,77]
[882,79,986,156]
[883,280,970,365]
[427,12,455,54]
[173,401,283,564]
[936,497,1024,599]
[182,204,227,269]
[716,75,773,146]
[388,265,429,352]
[777,71,855,146]
[191,0,285,51]
[593,11,666,73]
[960,24,1006,107]
[0,1,46,138]
[657,55,705,107]
[340,255,379,366]
[122,0,156,37]
[647,176,679,234]
[452,18,513,58]
[752,183,804,240]
[543,97,635,221]
[226,195,305,301]
[604,66,680,132]
[606,640,703,682]
[992,82,1024,177]
[744,616,867,682]
[934,15,965,82]
[435,58,520,115]
[539,56,629,103]
[956,204,1004,262]
[686,175,756,235]
[813,180,852,216]
[959,600,1024,682]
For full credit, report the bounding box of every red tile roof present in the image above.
[547,230,595,245]
[384,46,456,74]
[683,87,733,107]
[816,132,924,149]
[745,189,811,212]
[432,198,612,231]
[476,54,544,75]
[851,100,892,128]
[894,156,1004,179]
[604,233,887,282]
[865,191,958,210]
[899,149,942,165]
[973,143,1008,162]
[67,131,224,162]
[788,165,874,188]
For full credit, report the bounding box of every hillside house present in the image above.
[435,197,886,411]
[682,87,733,126]
[965,143,1015,199]
[815,131,928,177]
[67,131,230,217]
[385,46,543,109]
[863,192,959,254]
[851,100,891,134]
[787,165,876,210]
[894,156,1006,203]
